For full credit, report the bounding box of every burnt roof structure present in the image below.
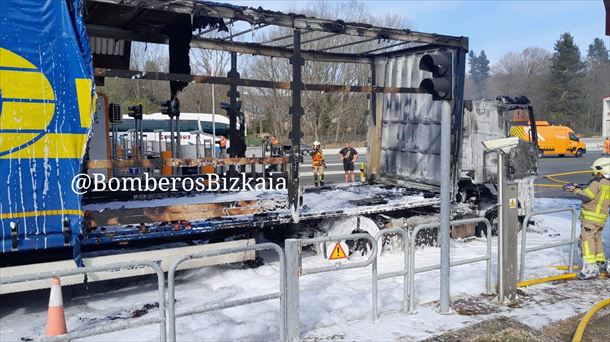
[85,0,468,64]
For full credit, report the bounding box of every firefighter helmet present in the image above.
[591,157,610,177]
[313,141,321,147]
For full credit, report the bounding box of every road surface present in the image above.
[535,152,607,198]
[248,146,605,192]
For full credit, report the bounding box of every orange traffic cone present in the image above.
[45,277,67,337]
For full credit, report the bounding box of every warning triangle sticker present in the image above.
[329,243,347,260]
[509,198,517,208]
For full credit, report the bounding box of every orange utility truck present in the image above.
[511,121,587,157]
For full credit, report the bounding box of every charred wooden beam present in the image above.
[221,23,269,41]
[167,157,288,167]
[94,68,424,94]
[319,37,379,52]
[87,24,373,64]
[86,200,285,228]
[282,33,340,48]
[87,157,289,169]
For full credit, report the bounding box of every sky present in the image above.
[227,0,607,64]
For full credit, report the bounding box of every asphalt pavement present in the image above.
[247,146,606,192]
[299,148,367,186]
[535,152,608,198]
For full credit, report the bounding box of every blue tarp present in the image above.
[0,0,94,253]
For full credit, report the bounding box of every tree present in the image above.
[548,32,585,126]
[582,38,610,134]
[586,38,609,66]
[489,47,552,115]
[467,50,490,98]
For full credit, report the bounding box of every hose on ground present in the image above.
[534,170,592,188]
[516,273,577,287]
[571,297,610,342]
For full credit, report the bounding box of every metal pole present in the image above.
[497,151,505,303]
[196,133,201,159]
[439,104,451,314]
[212,81,216,158]
[568,209,576,273]
[176,115,181,159]
[288,28,304,222]
[285,239,301,342]
[169,116,175,158]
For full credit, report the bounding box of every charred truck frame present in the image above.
[7,0,534,294]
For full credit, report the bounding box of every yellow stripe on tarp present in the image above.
[0,133,88,159]
[0,209,84,220]
[0,132,40,153]
[75,78,94,128]
[0,69,54,100]
[0,48,36,69]
[0,102,55,130]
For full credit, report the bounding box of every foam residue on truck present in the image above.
[0,0,95,253]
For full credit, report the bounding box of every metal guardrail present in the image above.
[0,261,167,342]
[167,243,285,342]
[408,218,493,313]
[372,227,410,320]
[519,208,577,281]
[285,233,378,342]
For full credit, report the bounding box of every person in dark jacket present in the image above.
[339,142,358,183]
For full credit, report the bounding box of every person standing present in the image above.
[563,157,610,279]
[218,135,227,158]
[310,141,325,187]
[339,142,358,183]
[604,137,609,155]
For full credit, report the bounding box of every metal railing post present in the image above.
[408,218,492,313]
[519,208,577,281]
[285,239,301,342]
[372,228,410,320]
[568,210,576,274]
[167,243,286,342]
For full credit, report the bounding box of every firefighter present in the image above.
[270,136,282,157]
[604,137,609,156]
[563,157,610,279]
[310,141,325,187]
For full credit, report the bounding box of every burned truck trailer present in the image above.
[2,0,543,293]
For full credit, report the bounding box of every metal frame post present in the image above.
[497,151,505,303]
[285,239,301,342]
[439,91,452,315]
[288,29,304,221]
[227,52,240,159]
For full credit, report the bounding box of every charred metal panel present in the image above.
[460,100,504,184]
[372,48,455,189]
[460,100,538,184]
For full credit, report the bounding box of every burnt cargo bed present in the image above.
[81,183,440,247]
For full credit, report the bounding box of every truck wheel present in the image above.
[558,154,565,157]
[575,149,584,158]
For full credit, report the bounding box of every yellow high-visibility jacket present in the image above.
[575,177,610,226]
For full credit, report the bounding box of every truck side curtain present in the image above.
[0,0,94,253]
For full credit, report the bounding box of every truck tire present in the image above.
[558,154,565,157]
[575,149,584,158]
